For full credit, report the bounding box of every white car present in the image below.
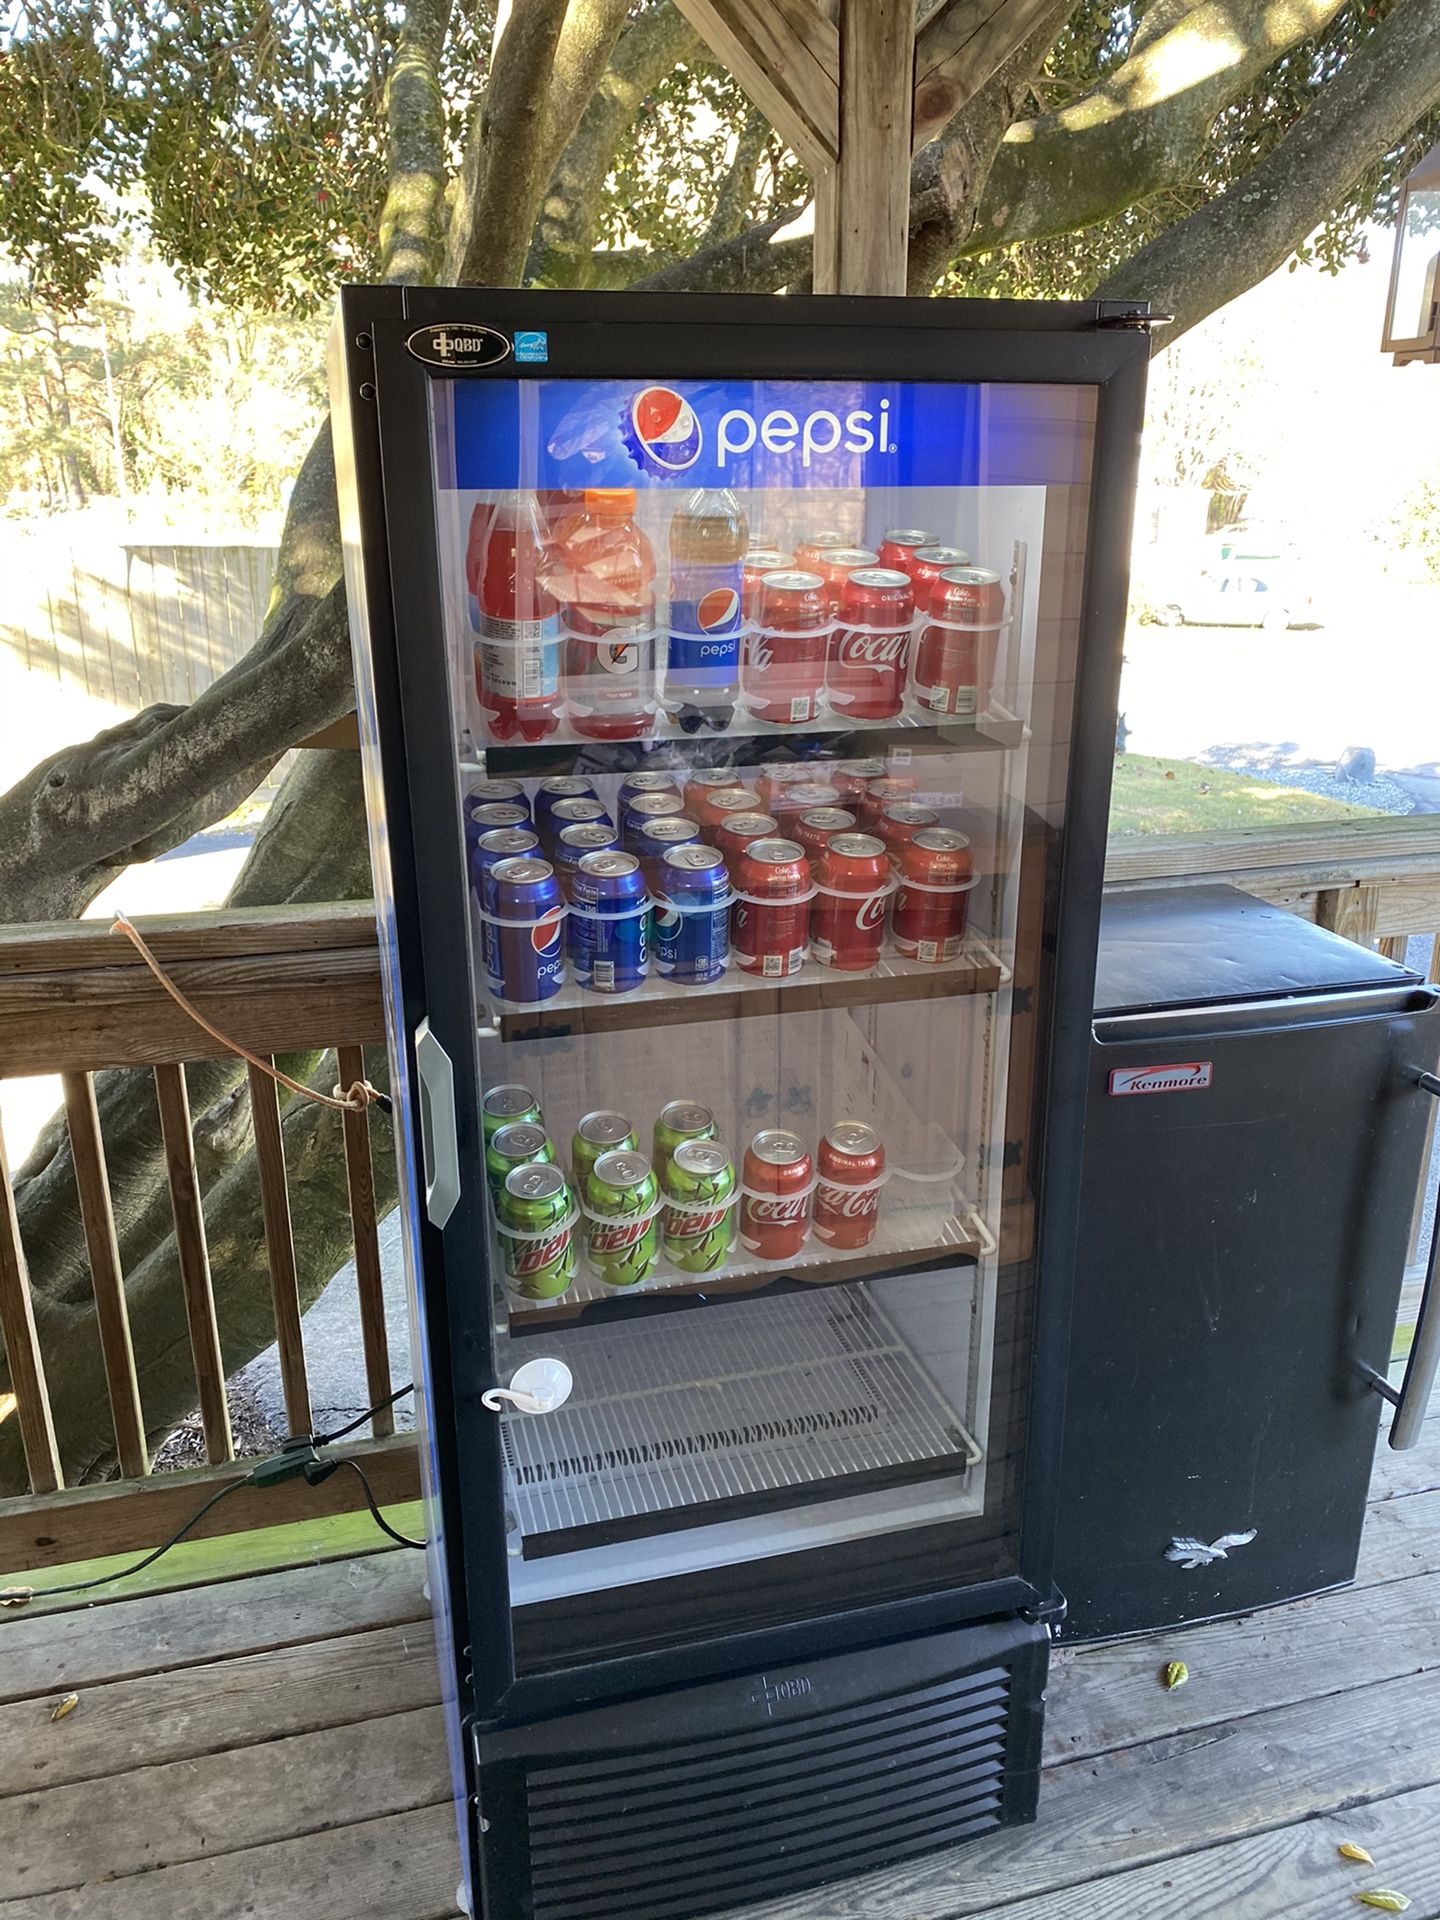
[1155,569,1313,631]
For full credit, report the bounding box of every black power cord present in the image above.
[2,1383,424,1608]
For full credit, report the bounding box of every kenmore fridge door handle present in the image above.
[414,1020,461,1229]
[1378,1071,1440,1451]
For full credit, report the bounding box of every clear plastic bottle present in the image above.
[555,487,657,741]
[471,491,561,743]
[665,488,748,732]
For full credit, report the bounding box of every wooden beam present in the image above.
[671,0,840,169]
[154,1064,234,1467]
[61,1071,149,1480]
[835,0,916,293]
[1315,882,1382,949]
[247,1062,312,1438]
[1106,814,1440,889]
[913,0,1064,148]
[0,1437,420,1575]
[337,1045,394,1440]
[0,1114,62,1495]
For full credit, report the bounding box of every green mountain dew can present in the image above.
[661,1140,737,1272]
[571,1109,638,1188]
[486,1121,553,1200]
[652,1100,717,1185]
[482,1084,543,1148]
[583,1149,660,1287]
[497,1162,575,1299]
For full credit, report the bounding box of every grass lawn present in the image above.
[1108,754,1390,837]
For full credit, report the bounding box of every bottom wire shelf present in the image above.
[501,1286,982,1559]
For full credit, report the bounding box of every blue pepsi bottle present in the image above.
[665,488,747,733]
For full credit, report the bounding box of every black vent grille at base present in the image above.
[523,1664,1017,1920]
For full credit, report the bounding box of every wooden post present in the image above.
[816,0,917,294]
[154,1063,234,1465]
[0,1113,63,1494]
[1315,883,1382,949]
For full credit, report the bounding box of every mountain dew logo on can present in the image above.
[584,1150,660,1287]
[496,1162,575,1300]
[661,1141,736,1273]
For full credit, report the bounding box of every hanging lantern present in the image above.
[1382,142,1440,365]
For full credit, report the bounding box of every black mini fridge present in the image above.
[1055,884,1440,1641]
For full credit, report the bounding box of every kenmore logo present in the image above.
[1109,1061,1214,1096]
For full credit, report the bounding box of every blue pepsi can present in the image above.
[533,776,598,847]
[568,850,648,995]
[466,801,528,853]
[489,857,565,1003]
[464,779,530,845]
[544,795,613,850]
[472,827,540,983]
[617,770,682,815]
[552,820,621,898]
[621,791,690,854]
[654,843,730,985]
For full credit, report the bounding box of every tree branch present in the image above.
[968,0,1351,253]
[1095,0,1440,342]
[378,0,456,286]
[526,1,703,286]
[630,207,812,292]
[913,0,1077,149]
[700,103,770,246]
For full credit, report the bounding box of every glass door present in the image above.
[423,367,1104,1670]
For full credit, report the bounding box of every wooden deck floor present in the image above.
[2,1406,1438,1920]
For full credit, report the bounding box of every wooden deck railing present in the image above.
[0,904,418,1574]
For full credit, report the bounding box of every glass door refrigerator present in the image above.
[330,289,1148,1920]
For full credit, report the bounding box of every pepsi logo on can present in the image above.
[489,857,565,1004]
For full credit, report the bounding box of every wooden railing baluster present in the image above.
[153,1062,233,1465]
[337,1044,393,1437]
[0,1110,63,1493]
[246,1060,312,1437]
[61,1070,149,1479]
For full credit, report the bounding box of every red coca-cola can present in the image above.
[732,838,812,976]
[794,531,851,572]
[830,758,886,806]
[684,770,751,820]
[818,546,881,615]
[770,779,843,819]
[791,806,856,866]
[907,544,973,604]
[829,569,914,722]
[748,569,829,725]
[893,827,974,963]
[875,801,940,861]
[916,567,1006,718]
[856,773,920,828]
[812,1121,885,1249]
[698,786,764,845]
[715,809,779,864]
[810,832,891,972]
[757,763,820,811]
[741,549,795,622]
[876,528,934,573]
[740,1129,813,1260]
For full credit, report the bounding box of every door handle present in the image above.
[414,1020,461,1229]
[1367,1071,1440,1450]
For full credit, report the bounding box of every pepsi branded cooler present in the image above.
[330,291,1148,1920]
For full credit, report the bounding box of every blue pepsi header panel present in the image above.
[435,378,1094,494]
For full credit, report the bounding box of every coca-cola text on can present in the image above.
[747,569,829,724]
[915,566,1006,718]
[893,827,974,963]
[812,1121,885,1249]
[732,837,811,977]
[810,832,891,972]
[740,1128,813,1260]
[829,569,914,723]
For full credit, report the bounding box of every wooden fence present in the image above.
[0,524,279,712]
[0,904,419,1574]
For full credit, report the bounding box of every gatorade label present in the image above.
[667,565,744,676]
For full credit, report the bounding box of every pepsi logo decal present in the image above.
[625,386,702,475]
[1109,1061,1213,1096]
